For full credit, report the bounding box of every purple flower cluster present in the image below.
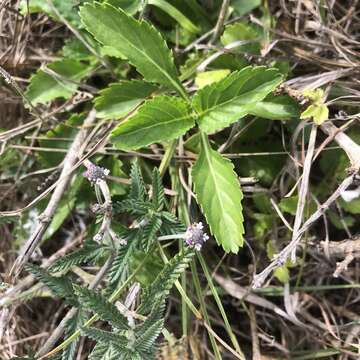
[184,222,209,251]
[82,160,110,185]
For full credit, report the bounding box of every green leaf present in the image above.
[221,22,262,54]
[94,80,157,119]
[79,2,185,96]
[44,176,84,241]
[151,168,165,210]
[106,0,142,15]
[274,265,290,284]
[340,197,360,214]
[130,251,163,287]
[26,59,92,105]
[253,213,274,238]
[139,249,194,314]
[303,88,324,104]
[129,160,146,201]
[62,38,95,61]
[134,318,164,353]
[49,241,107,273]
[89,343,119,360]
[249,95,300,120]
[39,113,85,166]
[26,264,77,306]
[110,96,194,150]
[300,104,329,125]
[43,198,76,242]
[140,217,162,251]
[81,327,128,344]
[74,285,129,330]
[279,195,316,216]
[105,239,139,295]
[232,0,261,16]
[193,67,283,134]
[300,88,329,125]
[195,69,231,89]
[62,309,87,360]
[148,0,199,33]
[279,196,299,216]
[328,210,355,230]
[20,0,81,26]
[192,134,244,253]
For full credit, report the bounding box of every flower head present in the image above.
[93,233,103,242]
[83,160,110,185]
[184,222,209,251]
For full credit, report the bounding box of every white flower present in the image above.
[93,233,103,242]
[184,222,208,251]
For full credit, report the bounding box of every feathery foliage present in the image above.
[49,241,108,273]
[25,264,77,306]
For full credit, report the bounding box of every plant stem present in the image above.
[159,140,178,177]
[211,0,230,43]
[198,253,245,359]
[157,243,201,318]
[190,260,222,360]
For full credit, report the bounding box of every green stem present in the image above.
[198,253,245,359]
[191,260,222,360]
[170,163,190,336]
[158,140,177,177]
[175,181,221,359]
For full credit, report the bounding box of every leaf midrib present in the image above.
[86,4,185,97]
[113,113,192,138]
[198,78,282,119]
[201,134,227,236]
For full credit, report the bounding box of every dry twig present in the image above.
[10,109,97,277]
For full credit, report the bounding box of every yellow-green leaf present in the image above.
[195,69,230,89]
[300,104,328,125]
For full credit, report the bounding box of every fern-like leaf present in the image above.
[26,264,77,306]
[135,318,163,354]
[115,199,153,216]
[140,216,162,252]
[151,168,164,210]
[136,300,165,334]
[89,343,137,360]
[81,327,128,345]
[129,161,146,201]
[138,249,194,313]
[49,241,108,273]
[89,343,117,360]
[62,309,87,360]
[74,286,129,330]
[159,211,185,235]
[105,236,139,295]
